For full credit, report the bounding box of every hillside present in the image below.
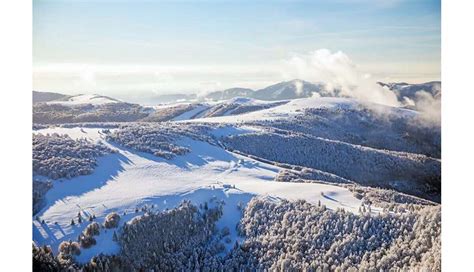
[204,88,255,101]
[32,85,441,269]
[33,91,70,103]
[253,79,328,100]
[378,81,441,101]
[46,94,121,105]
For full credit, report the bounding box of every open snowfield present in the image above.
[33,126,363,262]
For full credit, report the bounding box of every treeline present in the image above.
[348,184,437,207]
[33,180,52,215]
[230,197,440,271]
[33,197,440,271]
[141,103,198,122]
[198,100,285,118]
[33,210,123,271]
[33,133,113,179]
[33,102,150,124]
[275,167,353,184]
[34,201,227,271]
[118,200,225,271]
[105,123,213,159]
[222,130,440,200]
[250,106,440,158]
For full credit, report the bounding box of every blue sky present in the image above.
[33,0,440,99]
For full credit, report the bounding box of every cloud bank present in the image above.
[412,90,441,125]
[282,49,400,107]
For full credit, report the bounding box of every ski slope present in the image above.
[32,126,363,262]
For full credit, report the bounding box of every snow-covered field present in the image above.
[33,126,363,262]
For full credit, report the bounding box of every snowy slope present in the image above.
[150,98,285,121]
[32,127,362,262]
[253,79,327,100]
[33,91,70,103]
[181,96,440,201]
[185,97,417,123]
[172,104,209,121]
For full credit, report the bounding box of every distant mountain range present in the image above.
[148,93,198,104]
[33,79,441,105]
[33,91,70,103]
[204,88,255,101]
[200,80,328,102]
[165,79,440,103]
[377,81,441,101]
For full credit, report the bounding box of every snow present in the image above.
[209,125,261,138]
[47,94,120,106]
[32,127,105,141]
[182,97,418,124]
[226,97,275,105]
[172,104,209,121]
[33,126,362,262]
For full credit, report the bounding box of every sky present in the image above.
[33,0,440,101]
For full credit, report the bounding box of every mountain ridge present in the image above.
[33,79,441,105]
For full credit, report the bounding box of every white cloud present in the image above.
[281,49,400,106]
[413,90,441,124]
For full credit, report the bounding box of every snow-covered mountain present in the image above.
[202,80,328,101]
[156,79,442,104]
[185,96,440,199]
[204,88,255,101]
[33,91,70,103]
[47,94,121,106]
[379,81,441,101]
[142,98,287,122]
[148,93,198,104]
[252,79,328,100]
[33,93,151,124]
[32,85,441,270]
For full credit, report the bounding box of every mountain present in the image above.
[149,93,198,104]
[33,94,440,268]
[46,94,121,105]
[202,80,329,102]
[146,80,441,104]
[33,91,70,103]
[252,79,328,101]
[32,80,442,125]
[144,98,287,122]
[188,96,440,200]
[378,81,441,100]
[204,88,255,101]
[32,93,151,124]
